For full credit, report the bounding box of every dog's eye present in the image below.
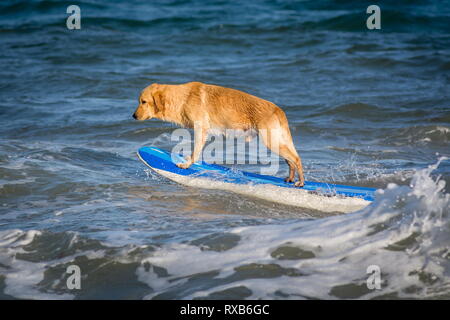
[142,100,147,104]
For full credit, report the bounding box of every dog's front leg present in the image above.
[176,126,207,169]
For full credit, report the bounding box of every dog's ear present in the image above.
[152,90,165,114]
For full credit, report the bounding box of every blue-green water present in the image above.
[0,0,449,299]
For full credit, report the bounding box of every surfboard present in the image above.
[137,146,376,212]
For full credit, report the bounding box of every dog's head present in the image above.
[132,83,164,121]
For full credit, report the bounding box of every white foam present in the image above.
[0,230,106,300]
[153,168,371,213]
[136,159,450,299]
[425,126,450,135]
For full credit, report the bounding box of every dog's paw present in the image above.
[176,162,191,169]
[176,156,192,169]
[294,181,305,188]
[284,177,294,183]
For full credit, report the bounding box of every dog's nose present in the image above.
[132,113,137,120]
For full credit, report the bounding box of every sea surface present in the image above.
[0,0,449,299]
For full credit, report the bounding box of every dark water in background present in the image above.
[0,0,449,299]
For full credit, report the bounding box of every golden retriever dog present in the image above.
[133,82,305,187]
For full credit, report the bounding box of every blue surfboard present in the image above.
[137,146,376,203]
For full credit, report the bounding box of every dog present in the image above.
[133,82,305,187]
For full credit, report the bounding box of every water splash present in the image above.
[0,159,448,299]
[135,159,450,299]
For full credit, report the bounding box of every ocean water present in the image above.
[0,0,449,300]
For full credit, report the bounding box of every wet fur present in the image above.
[133,82,305,187]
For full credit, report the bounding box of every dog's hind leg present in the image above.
[278,144,305,187]
[259,114,305,187]
[284,159,295,183]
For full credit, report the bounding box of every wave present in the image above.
[0,158,449,299]
[136,159,450,299]
[2,1,449,34]
[310,103,386,118]
[0,0,106,15]
[306,103,448,122]
[382,125,450,147]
